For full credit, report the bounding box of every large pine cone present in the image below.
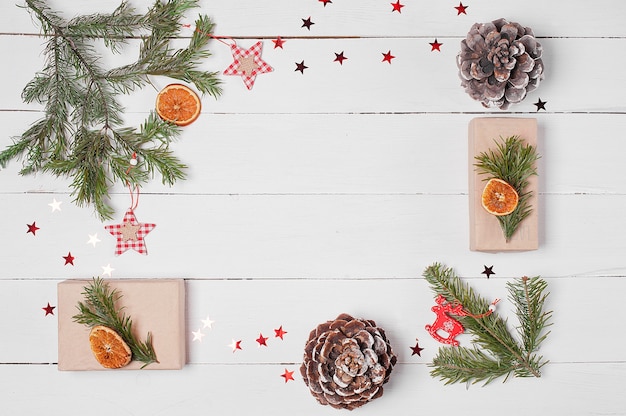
[457,18,544,110]
[300,313,397,410]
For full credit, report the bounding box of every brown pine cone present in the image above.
[457,18,545,109]
[300,313,397,410]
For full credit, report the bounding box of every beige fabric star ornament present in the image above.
[119,222,141,242]
[237,55,260,77]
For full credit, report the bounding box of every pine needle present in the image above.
[73,277,158,368]
[1,0,222,220]
[423,263,551,385]
[474,136,539,241]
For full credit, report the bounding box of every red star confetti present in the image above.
[391,1,404,13]
[26,221,39,235]
[48,198,62,212]
[482,265,495,279]
[105,209,155,256]
[274,325,287,340]
[63,252,75,266]
[534,98,547,111]
[319,0,332,6]
[301,16,314,30]
[410,339,424,356]
[430,39,443,51]
[295,61,308,73]
[256,333,269,347]
[228,339,243,352]
[382,50,395,64]
[42,302,56,316]
[334,51,348,65]
[272,36,286,49]
[192,329,205,342]
[223,41,273,90]
[455,2,468,15]
[281,368,295,383]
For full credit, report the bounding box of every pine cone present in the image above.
[300,313,397,410]
[457,18,544,109]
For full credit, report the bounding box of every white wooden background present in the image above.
[1,0,625,414]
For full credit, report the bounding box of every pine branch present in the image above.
[1,0,222,220]
[423,263,551,385]
[474,136,540,241]
[73,277,158,368]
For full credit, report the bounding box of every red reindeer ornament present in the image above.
[425,295,499,346]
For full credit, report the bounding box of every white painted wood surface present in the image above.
[1,0,625,414]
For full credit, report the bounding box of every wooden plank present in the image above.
[1,35,626,113]
[1,276,625,364]
[2,112,626,195]
[1,0,624,37]
[0,193,624,279]
[0,362,624,415]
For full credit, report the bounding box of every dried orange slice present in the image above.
[481,178,519,216]
[155,83,201,126]
[89,325,132,369]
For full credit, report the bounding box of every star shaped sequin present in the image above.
[281,368,295,383]
[87,233,101,247]
[26,222,39,236]
[430,39,443,51]
[382,50,395,64]
[391,1,404,12]
[223,41,273,90]
[192,329,205,342]
[256,333,269,347]
[454,2,468,15]
[105,209,155,255]
[334,51,348,65]
[482,265,495,279]
[42,302,56,316]
[48,198,62,212]
[410,339,424,356]
[295,61,308,73]
[201,315,215,329]
[274,325,287,340]
[63,252,75,266]
[272,36,286,49]
[534,98,547,111]
[228,339,243,352]
[319,0,332,6]
[101,264,114,277]
[301,16,314,30]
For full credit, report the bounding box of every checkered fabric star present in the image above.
[105,209,155,255]
[223,41,273,90]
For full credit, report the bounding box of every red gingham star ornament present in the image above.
[223,41,273,90]
[105,209,155,256]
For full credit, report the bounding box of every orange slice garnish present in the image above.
[481,178,519,216]
[155,83,201,126]
[89,325,132,369]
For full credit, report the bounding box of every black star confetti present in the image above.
[482,265,495,279]
[295,61,308,73]
[534,98,547,111]
[410,339,424,356]
[301,16,314,30]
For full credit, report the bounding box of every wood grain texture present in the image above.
[0,0,624,414]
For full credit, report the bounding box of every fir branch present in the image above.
[423,263,552,385]
[73,277,158,368]
[474,136,540,241]
[1,0,222,220]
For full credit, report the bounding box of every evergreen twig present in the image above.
[1,0,222,220]
[423,263,552,385]
[73,277,158,368]
[474,136,540,241]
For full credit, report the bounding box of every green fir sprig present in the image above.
[475,136,539,241]
[0,0,222,220]
[73,277,158,368]
[423,263,552,385]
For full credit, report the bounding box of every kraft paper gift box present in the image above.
[58,279,186,370]
[468,117,539,252]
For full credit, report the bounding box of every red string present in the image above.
[126,152,139,211]
[182,22,237,48]
[460,298,501,319]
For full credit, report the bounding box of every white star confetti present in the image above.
[201,315,215,329]
[101,264,114,276]
[87,233,101,247]
[192,329,205,342]
[48,198,62,212]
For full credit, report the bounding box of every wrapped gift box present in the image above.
[58,279,186,371]
[468,117,539,252]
